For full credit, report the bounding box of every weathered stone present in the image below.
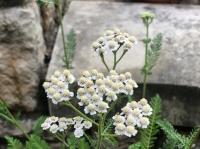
[47,1,200,126]
[0,1,46,111]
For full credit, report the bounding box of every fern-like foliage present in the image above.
[0,100,15,124]
[142,33,162,75]
[184,128,200,149]
[26,135,51,149]
[32,116,47,136]
[63,29,76,69]
[5,136,23,149]
[36,0,55,5]
[157,120,200,149]
[140,95,162,149]
[157,120,188,149]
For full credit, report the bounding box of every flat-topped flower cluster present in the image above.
[42,69,152,138]
[77,69,138,115]
[41,116,92,138]
[113,98,152,137]
[92,28,137,55]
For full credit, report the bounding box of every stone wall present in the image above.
[0,1,46,112]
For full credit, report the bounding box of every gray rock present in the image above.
[0,1,46,111]
[47,1,200,126]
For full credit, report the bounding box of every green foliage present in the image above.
[5,136,23,149]
[63,29,76,68]
[140,95,162,149]
[0,100,15,124]
[26,135,50,149]
[78,138,90,149]
[128,142,141,149]
[32,116,47,136]
[67,134,77,149]
[142,33,162,75]
[157,120,200,149]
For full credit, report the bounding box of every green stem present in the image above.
[57,0,69,68]
[112,51,117,70]
[113,50,128,70]
[142,23,149,98]
[63,102,99,127]
[53,134,68,148]
[97,115,104,149]
[102,133,117,137]
[14,121,30,140]
[100,54,110,72]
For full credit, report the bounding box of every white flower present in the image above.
[125,126,138,137]
[112,115,125,125]
[74,128,84,138]
[83,121,92,129]
[74,123,84,129]
[84,104,96,115]
[41,122,51,130]
[142,105,153,116]
[50,124,59,133]
[49,116,59,123]
[139,117,150,128]
[73,116,84,124]
[97,101,109,113]
[115,123,126,135]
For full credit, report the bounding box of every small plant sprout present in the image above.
[92,28,137,71]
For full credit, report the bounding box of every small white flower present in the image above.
[74,123,84,129]
[41,122,51,130]
[139,117,150,128]
[83,121,92,129]
[50,124,59,133]
[84,104,96,115]
[112,115,125,125]
[73,116,84,124]
[74,128,84,138]
[115,123,126,135]
[49,116,59,123]
[97,101,109,113]
[142,105,153,116]
[125,126,138,137]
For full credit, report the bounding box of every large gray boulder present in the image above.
[0,1,46,111]
[47,1,200,126]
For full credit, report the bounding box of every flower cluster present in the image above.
[41,116,92,138]
[92,28,137,55]
[113,98,152,137]
[77,69,138,115]
[43,70,75,104]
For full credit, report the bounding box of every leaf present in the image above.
[32,116,47,136]
[157,120,185,148]
[63,29,76,68]
[183,128,200,149]
[140,95,162,149]
[142,33,162,75]
[78,138,90,149]
[128,142,141,149]
[67,134,77,149]
[5,136,23,149]
[26,135,50,149]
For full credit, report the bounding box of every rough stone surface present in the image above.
[0,1,46,111]
[47,1,200,126]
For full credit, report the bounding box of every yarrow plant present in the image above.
[40,24,153,149]
[0,1,199,148]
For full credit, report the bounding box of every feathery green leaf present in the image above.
[128,142,141,149]
[5,136,23,149]
[140,95,162,149]
[26,135,50,149]
[32,116,47,136]
[63,29,76,68]
[142,33,162,75]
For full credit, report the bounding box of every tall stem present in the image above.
[142,23,149,98]
[57,0,69,68]
[97,115,104,149]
